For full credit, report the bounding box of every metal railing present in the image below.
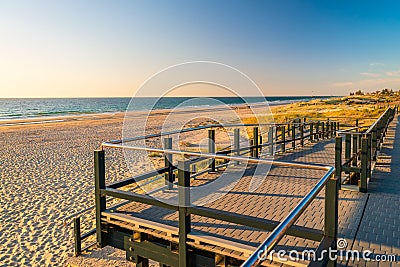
[335,107,397,192]
[68,117,340,266]
[67,117,340,257]
[95,145,336,267]
[64,108,398,265]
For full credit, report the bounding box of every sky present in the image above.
[1,0,400,98]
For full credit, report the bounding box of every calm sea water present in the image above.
[0,96,330,120]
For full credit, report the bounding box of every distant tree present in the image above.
[354,90,364,95]
[380,88,394,95]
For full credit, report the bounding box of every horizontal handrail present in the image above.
[101,144,331,171]
[103,120,337,147]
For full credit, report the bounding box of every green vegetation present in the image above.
[246,90,400,126]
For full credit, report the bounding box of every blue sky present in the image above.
[1,0,399,97]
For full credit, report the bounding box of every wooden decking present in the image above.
[101,139,369,266]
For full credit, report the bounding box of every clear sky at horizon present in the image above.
[1,0,400,98]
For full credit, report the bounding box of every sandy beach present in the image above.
[0,103,274,266]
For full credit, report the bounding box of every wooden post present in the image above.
[360,137,368,193]
[74,217,82,256]
[253,127,259,158]
[325,175,338,238]
[325,174,339,267]
[326,119,330,138]
[345,134,351,166]
[281,125,286,152]
[321,122,325,139]
[352,134,358,167]
[371,130,377,161]
[300,123,304,147]
[335,136,342,190]
[94,150,106,247]
[208,130,215,172]
[316,121,320,141]
[310,122,314,142]
[333,121,337,136]
[164,137,173,189]
[367,134,372,179]
[178,160,191,267]
[234,128,240,165]
[292,122,296,148]
[268,126,273,155]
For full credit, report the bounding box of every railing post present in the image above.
[268,126,274,155]
[163,137,173,189]
[281,125,286,152]
[316,121,320,141]
[371,130,377,161]
[208,129,216,172]
[292,122,296,148]
[367,134,372,179]
[300,123,304,147]
[326,119,330,138]
[333,121,337,135]
[234,128,240,165]
[253,127,259,158]
[178,160,191,267]
[325,173,339,267]
[360,137,368,193]
[310,122,314,142]
[321,122,325,139]
[352,134,358,167]
[335,136,342,190]
[74,217,82,256]
[94,149,106,247]
[331,121,335,138]
[345,134,351,169]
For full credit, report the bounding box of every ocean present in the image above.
[0,96,331,120]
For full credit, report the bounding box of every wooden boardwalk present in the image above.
[102,138,369,266]
[88,111,400,266]
[348,116,400,267]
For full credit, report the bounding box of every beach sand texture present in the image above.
[0,105,268,266]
